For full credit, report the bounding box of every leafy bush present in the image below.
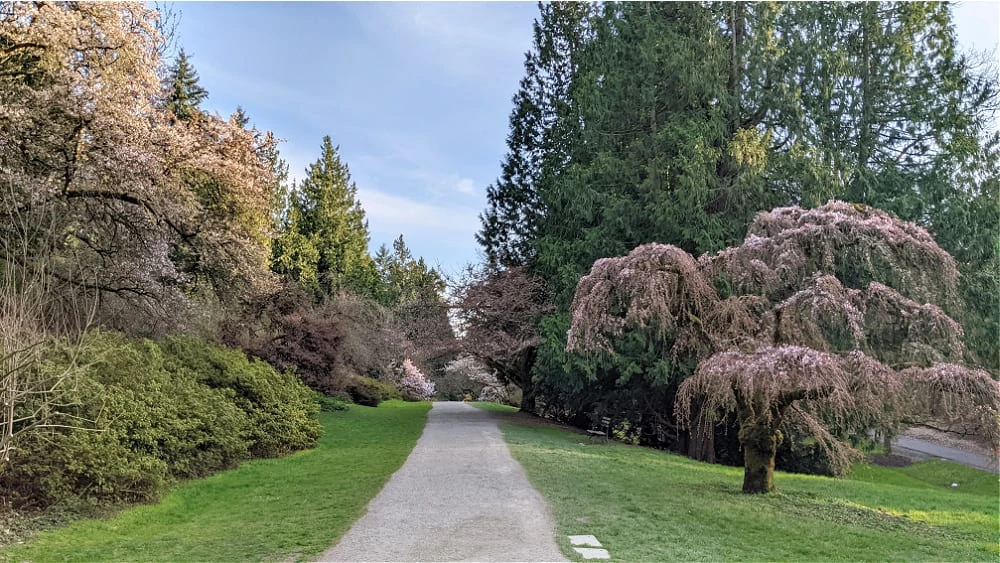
[478,384,509,403]
[316,392,351,412]
[345,376,402,407]
[243,311,348,395]
[2,333,249,508]
[161,336,321,458]
[0,331,322,511]
[239,294,406,395]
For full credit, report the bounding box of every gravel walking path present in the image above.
[317,401,567,562]
[893,435,999,473]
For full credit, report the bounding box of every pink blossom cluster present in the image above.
[707,200,959,306]
[397,358,436,401]
[568,243,716,356]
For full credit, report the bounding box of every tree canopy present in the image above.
[163,49,209,121]
[477,2,999,474]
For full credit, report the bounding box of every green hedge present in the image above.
[315,392,351,412]
[345,376,402,407]
[1,331,321,510]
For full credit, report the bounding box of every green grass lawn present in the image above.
[469,400,520,413]
[485,407,999,561]
[1,400,429,563]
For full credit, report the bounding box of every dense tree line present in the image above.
[473,1,999,476]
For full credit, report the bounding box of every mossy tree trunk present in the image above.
[734,388,807,494]
[738,417,782,494]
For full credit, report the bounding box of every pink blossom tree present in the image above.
[397,358,436,401]
[0,2,282,335]
[568,201,999,493]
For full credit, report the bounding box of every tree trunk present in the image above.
[520,385,537,414]
[739,421,781,494]
[686,400,716,463]
[514,349,538,414]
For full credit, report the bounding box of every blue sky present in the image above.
[169,1,999,278]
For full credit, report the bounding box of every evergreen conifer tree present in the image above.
[273,136,375,299]
[162,48,208,121]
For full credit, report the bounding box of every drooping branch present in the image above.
[899,364,1000,443]
[705,201,961,308]
[566,201,998,491]
[676,347,901,476]
[567,243,719,359]
[453,266,551,404]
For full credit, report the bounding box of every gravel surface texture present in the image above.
[317,401,567,562]
[893,435,998,473]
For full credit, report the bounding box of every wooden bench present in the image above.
[587,416,611,442]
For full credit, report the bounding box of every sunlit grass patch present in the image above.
[498,421,998,561]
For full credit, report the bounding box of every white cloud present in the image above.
[455,177,475,194]
[358,188,480,237]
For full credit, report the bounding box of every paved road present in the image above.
[892,436,999,474]
[318,402,567,562]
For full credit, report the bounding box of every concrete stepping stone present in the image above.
[572,547,611,560]
[568,535,602,547]
[569,535,610,559]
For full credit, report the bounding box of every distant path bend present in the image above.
[893,435,999,474]
[318,401,567,562]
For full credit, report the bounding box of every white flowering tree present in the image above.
[568,202,999,494]
[0,2,282,335]
[398,358,436,401]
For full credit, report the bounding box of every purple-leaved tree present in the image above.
[454,266,552,412]
[567,202,998,493]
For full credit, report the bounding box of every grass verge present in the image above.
[489,411,998,561]
[469,401,520,414]
[1,400,430,562]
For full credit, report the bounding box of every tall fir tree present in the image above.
[766,1,1000,372]
[162,48,208,121]
[477,1,594,270]
[271,186,322,294]
[272,136,376,299]
[373,235,445,308]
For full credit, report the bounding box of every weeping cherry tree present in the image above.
[567,201,999,494]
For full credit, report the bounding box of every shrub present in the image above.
[240,294,405,395]
[161,336,322,458]
[244,311,348,395]
[0,331,322,511]
[1,332,250,508]
[345,376,402,407]
[478,384,509,403]
[316,392,351,412]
